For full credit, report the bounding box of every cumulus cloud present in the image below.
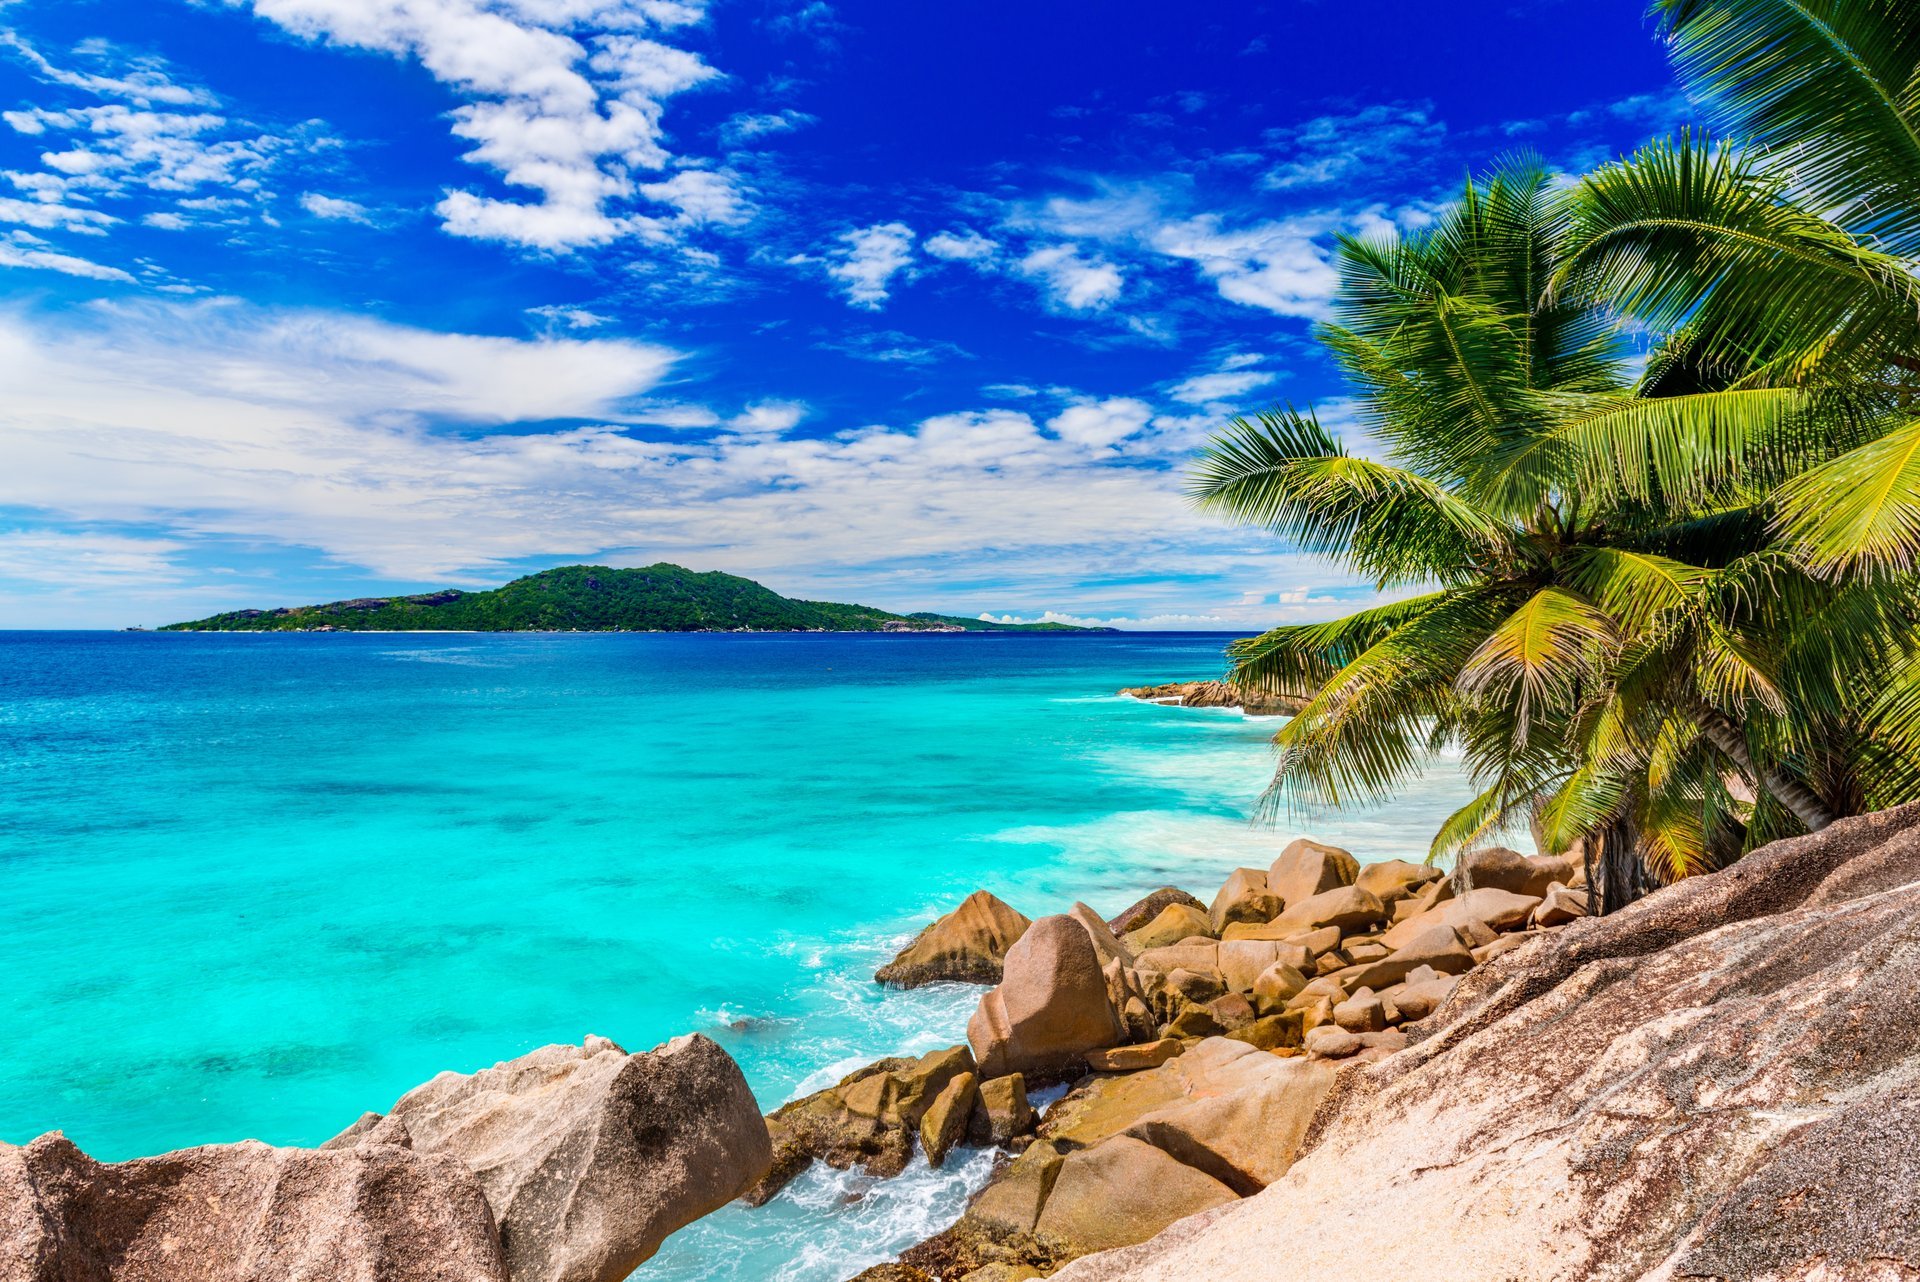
[230,0,725,252]
[923,227,997,261]
[1150,215,1341,319]
[1017,243,1122,311]
[1046,397,1151,449]
[827,221,914,309]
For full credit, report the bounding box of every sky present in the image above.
[0,0,1687,629]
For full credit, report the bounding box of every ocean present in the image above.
[0,630,1493,1279]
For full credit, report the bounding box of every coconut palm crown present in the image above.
[1192,148,1918,899]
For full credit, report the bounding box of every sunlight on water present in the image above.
[0,631,1501,1281]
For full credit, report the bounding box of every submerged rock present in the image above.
[0,1130,508,1282]
[388,1033,770,1282]
[1051,803,1920,1281]
[876,890,1034,988]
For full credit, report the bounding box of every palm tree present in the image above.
[1551,0,1920,832]
[1192,150,1917,901]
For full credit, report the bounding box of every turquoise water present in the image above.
[0,631,1489,1278]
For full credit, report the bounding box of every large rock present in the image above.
[877,890,1033,987]
[1206,868,1281,932]
[1049,803,1920,1282]
[1378,886,1540,950]
[389,1034,770,1282]
[1121,902,1215,952]
[1450,846,1577,899]
[1265,884,1386,936]
[1353,859,1444,905]
[969,915,1124,1080]
[0,1129,508,1282]
[1266,838,1358,907]
[1107,887,1206,935]
[1033,1137,1237,1257]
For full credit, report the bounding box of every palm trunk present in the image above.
[1692,704,1836,833]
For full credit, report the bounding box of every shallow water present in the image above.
[0,631,1493,1278]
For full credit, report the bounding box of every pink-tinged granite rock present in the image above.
[0,1130,507,1282]
[1265,838,1358,908]
[1049,803,1920,1282]
[1449,846,1578,898]
[969,915,1124,1080]
[389,1033,771,1282]
[876,890,1034,987]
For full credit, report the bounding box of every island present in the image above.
[160,563,1114,633]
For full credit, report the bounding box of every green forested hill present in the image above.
[161,564,1106,633]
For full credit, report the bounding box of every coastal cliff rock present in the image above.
[384,1033,770,1282]
[0,1130,508,1281]
[969,915,1124,1080]
[1049,803,1920,1281]
[1117,681,1305,717]
[876,890,1034,988]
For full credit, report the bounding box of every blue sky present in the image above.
[0,0,1683,628]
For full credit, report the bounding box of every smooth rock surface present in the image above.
[970,915,1125,1080]
[1107,887,1206,936]
[1266,838,1359,908]
[390,1034,770,1282]
[1052,803,1920,1282]
[0,1131,507,1282]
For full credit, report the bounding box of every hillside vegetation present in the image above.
[162,564,1104,633]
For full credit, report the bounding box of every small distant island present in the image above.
[161,564,1114,634]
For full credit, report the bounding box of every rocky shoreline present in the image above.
[9,805,1919,1281]
[1116,680,1306,717]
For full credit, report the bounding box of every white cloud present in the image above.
[827,221,914,309]
[0,529,186,586]
[0,32,216,108]
[0,234,135,281]
[1151,215,1340,319]
[719,108,813,143]
[726,400,805,435]
[299,191,373,222]
[1017,243,1122,311]
[1047,397,1152,449]
[231,0,724,252]
[635,168,750,228]
[924,227,997,261]
[1170,368,1276,405]
[527,302,612,328]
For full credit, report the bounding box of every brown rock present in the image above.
[960,1265,1045,1282]
[1267,838,1359,907]
[1223,1013,1302,1051]
[967,1140,1065,1236]
[1164,1002,1224,1039]
[1208,868,1282,932]
[1106,887,1206,935]
[1204,992,1256,1031]
[969,1073,1036,1146]
[1266,884,1387,936]
[753,1044,973,1202]
[1216,939,1302,992]
[1451,846,1578,899]
[1332,989,1386,1033]
[1532,882,1589,928]
[1117,680,1305,717]
[1303,1026,1362,1059]
[1085,1039,1185,1073]
[1033,1136,1238,1256]
[876,890,1033,988]
[1251,961,1309,1007]
[1121,1055,1336,1193]
[389,1034,769,1282]
[920,1071,978,1168]
[1390,975,1458,1022]
[1354,858,1445,905]
[1379,887,1542,950]
[969,915,1124,1080]
[1042,803,1920,1282]
[1132,941,1220,977]
[0,1131,507,1282]
[1344,924,1477,992]
[1120,902,1215,952]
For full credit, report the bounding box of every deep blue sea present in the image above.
[0,631,1489,1279]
